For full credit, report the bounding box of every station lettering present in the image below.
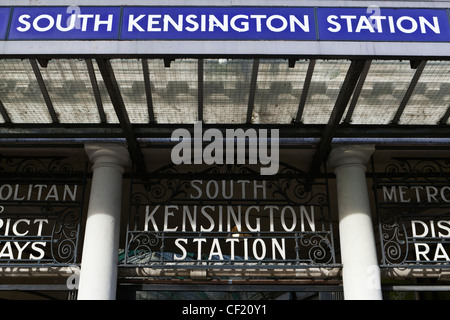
[326,15,440,34]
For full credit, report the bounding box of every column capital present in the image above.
[327,144,375,168]
[85,143,131,170]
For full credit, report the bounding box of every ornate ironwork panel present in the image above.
[124,163,336,269]
[372,157,450,268]
[0,156,87,266]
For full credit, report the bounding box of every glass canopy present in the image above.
[0,57,448,176]
[1,58,448,126]
[0,57,449,139]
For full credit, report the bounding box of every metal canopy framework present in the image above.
[0,57,449,174]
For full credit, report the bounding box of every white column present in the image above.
[328,144,382,300]
[78,143,130,300]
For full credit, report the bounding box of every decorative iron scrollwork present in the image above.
[126,232,161,265]
[383,157,450,182]
[373,157,450,268]
[0,156,76,179]
[379,212,408,265]
[298,233,334,265]
[52,208,81,263]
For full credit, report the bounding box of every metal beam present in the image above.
[246,58,260,124]
[29,58,58,123]
[118,283,343,292]
[343,60,372,124]
[294,59,316,124]
[383,285,450,292]
[0,123,127,139]
[96,58,147,174]
[198,58,204,122]
[0,99,11,123]
[391,60,427,124]
[85,58,107,124]
[0,284,73,291]
[119,283,450,293]
[439,105,450,125]
[141,58,155,124]
[308,60,368,177]
[0,123,449,140]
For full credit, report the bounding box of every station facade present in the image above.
[0,0,450,300]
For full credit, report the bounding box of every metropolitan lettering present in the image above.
[0,184,78,201]
[382,185,450,203]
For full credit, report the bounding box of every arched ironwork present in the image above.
[124,162,337,269]
[0,156,87,266]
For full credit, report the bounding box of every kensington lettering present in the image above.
[127,14,310,33]
[144,204,316,233]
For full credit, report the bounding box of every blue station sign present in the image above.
[317,7,450,42]
[121,7,316,40]
[2,6,450,42]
